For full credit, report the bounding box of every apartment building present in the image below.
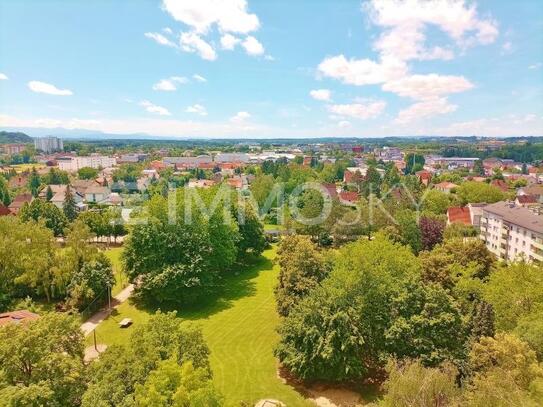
[57,155,117,172]
[480,202,543,262]
[1,144,26,155]
[34,136,63,153]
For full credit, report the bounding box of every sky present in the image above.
[0,0,542,139]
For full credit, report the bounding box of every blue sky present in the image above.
[0,0,542,138]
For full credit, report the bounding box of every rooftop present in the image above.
[483,202,543,234]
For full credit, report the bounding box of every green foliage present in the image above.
[484,262,543,331]
[0,175,11,206]
[63,185,78,221]
[456,181,505,204]
[275,235,330,316]
[28,167,42,197]
[0,312,86,406]
[66,252,114,311]
[464,333,543,406]
[235,202,266,259]
[275,235,422,381]
[395,209,422,254]
[515,310,543,360]
[375,359,460,407]
[443,223,478,240]
[421,189,453,215]
[404,153,425,174]
[77,166,99,180]
[83,312,212,407]
[42,168,70,185]
[250,174,276,208]
[134,360,223,407]
[19,198,68,236]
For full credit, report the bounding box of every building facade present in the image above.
[34,136,63,153]
[479,202,543,262]
[57,156,116,172]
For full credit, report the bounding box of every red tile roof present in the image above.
[339,191,359,204]
[447,207,472,225]
[0,310,39,327]
[0,204,13,217]
[516,195,537,204]
[322,183,338,199]
[491,179,509,192]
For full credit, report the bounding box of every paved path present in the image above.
[80,284,134,336]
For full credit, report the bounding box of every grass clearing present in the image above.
[90,246,311,406]
[103,247,126,296]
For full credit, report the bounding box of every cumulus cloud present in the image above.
[162,0,260,34]
[28,81,73,96]
[396,98,457,124]
[327,101,386,120]
[220,33,241,50]
[310,89,331,101]
[0,73,8,80]
[185,104,208,116]
[241,36,265,56]
[140,100,171,116]
[152,76,188,91]
[180,32,217,61]
[230,111,251,123]
[144,32,176,47]
[193,74,207,82]
[382,74,474,100]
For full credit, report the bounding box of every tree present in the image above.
[43,167,70,185]
[63,185,78,221]
[235,202,266,259]
[83,312,212,407]
[468,300,495,341]
[421,189,452,215]
[443,222,478,240]
[275,235,421,381]
[19,198,68,236]
[376,359,460,407]
[45,185,53,201]
[385,281,467,366]
[456,181,505,204]
[66,252,114,310]
[77,166,99,180]
[484,262,543,331]
[0,175,11,206]
[464,333,543,405]
[28,167,41,197]
[515,310,543,360]
[134,360,223,407]
[404,153,425,174]
[275,235,329,316]
[361,165,382,198]
[396,209,422,254]
[473,159,485,176]
[0,313,86,406]
[419,216,445,251]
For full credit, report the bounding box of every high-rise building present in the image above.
[34,136,63,153]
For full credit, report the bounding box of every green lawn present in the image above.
[90,246,311,406]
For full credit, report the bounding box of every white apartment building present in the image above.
[480,202,543,263]
[57,156,117,172]
[34,136,63,153]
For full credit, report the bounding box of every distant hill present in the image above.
[0,131,33,144]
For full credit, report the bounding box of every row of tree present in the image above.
[0,311,223,406]
[273,234,543,405]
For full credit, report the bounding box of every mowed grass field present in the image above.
[91,246,311,406]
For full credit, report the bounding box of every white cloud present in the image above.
[241,36,264,56]
[139,100,171,116]
[501,40,513,55]
[220,33,241,50]
[396,98,456,123]
[309,89,331,101]
[144,32,176,47]
[28,81,73,96]
[162,0,260,34]
[382,74,474,100]
[327,101,386,120]
[230,111,251,123]
[185,104,208,116]
[318,54,407,86]
[0,73,7,80]
[193,74,207,82]
[528,62,542,70]
[338,120,351,128]
[180,32,217,61]
[163,27,173,35]
[152,76,188,91]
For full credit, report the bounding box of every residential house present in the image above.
[84,185,111,204]
[339,191,359,205]
[416,170,432,186]
[490,179,509,193]
[322,183,338,199]
[8,193,33,215]
[50,189,84,210]
[0,203,13,217]
[447,207,472,226]
[0,310,39,327]
[479,201,543,262]
[515,195,539,208]
[434,182,458,194]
